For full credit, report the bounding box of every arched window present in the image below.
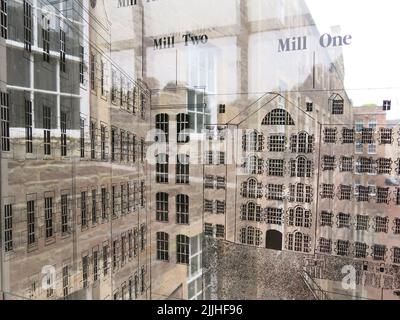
[262,109,295,126]
[177,113,190,143]
[288,206,312,228]
[156,232,169,261]
[176,154,189,184]
[290,156,313,177]
[287,232,311,252]
[176,234,189,264]
[243,155,263,175]
[240,226,262,246]
[176,194,189,224]
[240,202,261,221]
[155,113,169,142]
[290,132,314,153]
[242,130,264,152]
[241,178,262,199]
[156,153,168,183]
[156,192,168,222]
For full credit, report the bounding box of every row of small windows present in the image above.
[204,223,225,238]
[318,238,400,263]
[204,151,226,165]
[155,154,190,184]
[323,127,399,145]
[320,212,400,234]
[2,182,146,253]
[156,233,190,265]
[242,131,314,153]
[204,200,226,214]
[155,193,189,224]
[155,113,190,143]
[240,204,312,227]
[241,180,313,202]
[242,156,313,177]
[110,126,145,164]
[320,184,400,204]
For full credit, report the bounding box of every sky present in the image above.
[305,0,400,119]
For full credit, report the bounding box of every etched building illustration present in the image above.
[0,0,399,301]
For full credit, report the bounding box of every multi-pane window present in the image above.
[101,187,107,220]
[356,215,369,231]
[43,106,51,155]
[177,113,190,143]
[288,206,311,228]
[205,175,214,189]
[216,225,225,238]
[338,185,352,200]
[262,109,295,125]
[140,93,146,119]
[42,16,50,62]
[243,155,263,175]
[176,235,189,264]
[320,211,333,227]
[393,248,400,264]
[176,154,189,184]
[356,157,375,174]
[60,30,66,72]
[218,152,225,165]
[396,188,400,206]
[25,99,33,153]
[156,192,168,222]
[27,200,35,245]
[44,197,53,238]
[376,158,392,174]
[90,121,96,159]
[319,238,332,254]
[340,156,353,172]
[375,216,388,233]
[120,184,125,215]
[331,96,344,114]
[204,223,213,237]
[155,113,169,142]
[241,178,262,198]
[336,240,350,256]
[54,109,64,156]
[176,194,189,224]
[100,60,105,96]
[341,128,354,144]
[205,151,213,165]
[90,53,96,90]
[290,156,312,178]
[354,242,368,259]
[62,265,69,298]
[267,159,285,176]
[322,155,336,171]
[81,191,88,228]
[240,202,261,222]
[379,128,393,144]
[216,201,225,214]
[101,125,107,160]
[140,181,145,207]
[290,132,314,153]
[394,218,400,234]
[156,232,169,261]
[356,185,370,202]
[112,240,119,270]
[60,194,69,234]
[361,128,374,144]
[204,199,213,213]
[24,1,32,51]
[140,138,145,163]
[306,102,313,112]
[156,153,168,183]
[289,183,313,203]
[242,130,264,152]
[4,204,12,252]
[82,256,88,288]
[216,176,226,189]
[287,232,310,253]
[337,212,351,228]
[372,244,386,261]
[323,128,337,144]
[268,135,286,152]
[103,244,109,276]
[240,226,262,246]
[320,184,334,199]
[0,0,7,39]
[265,207,283,225]
[1,92,10,152]
[376,187,390,204]
[92,251,99,282]
[266,184,284,201]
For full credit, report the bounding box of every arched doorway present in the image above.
[265,230,282,251]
